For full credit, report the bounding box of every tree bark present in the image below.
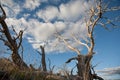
[40,46,47,71]
[0,20,28,70]
[0,5,28,70]
[76,55,92,80]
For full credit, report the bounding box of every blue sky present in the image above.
[0,0,120,79]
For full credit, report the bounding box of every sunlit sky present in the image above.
[0,0,120,79]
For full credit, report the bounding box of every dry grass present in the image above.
[0,58,67,80]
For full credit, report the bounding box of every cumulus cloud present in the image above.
[59,0,94,21]
[97,66,120,76]
[1,0,94,53]
[23,0,41,10]
[36,6,59,22]
[23,0,48,10]
[59,0,87,21]
[36,0,93,22]
[1,0,21,17]
[5,17,87,53]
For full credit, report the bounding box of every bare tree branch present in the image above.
[17,30,23,49]
[36,50,42,55]
[0,4,28,69]
[71,33,90,52]
[57,35,81,55]
[0,4,6,22]
[66,57,77,63]
[71,63,77,75]
[55,0,119,79]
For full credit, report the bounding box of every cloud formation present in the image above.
[36,0,93,22]
[24,0,41,10]
[1,0,94,53]
[1,0,21,17]
[97,66,120,76]
[36,6,59,22]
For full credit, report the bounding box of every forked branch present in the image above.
[57,35,81,55]
[71,33,90,52]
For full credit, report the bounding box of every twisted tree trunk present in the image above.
[0,5,28,70]
[77,55,92,80]
[66,54,104,80]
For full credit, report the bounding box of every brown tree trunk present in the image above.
[77,55,93,80]
[12,50,28,70]
[40,46,47,71]
[0,5,28,70]
[66,54,104,80]
[0,20,28,70]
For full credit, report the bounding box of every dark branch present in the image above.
[36,50,42,55]
[66,57,77,63]
[17,30,23,49]
[0,4,6,22]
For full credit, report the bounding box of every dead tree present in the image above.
[0,5,28,70]
[57,0,119,80]
[37,45,47,72]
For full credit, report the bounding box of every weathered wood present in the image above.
[40,46,47,72]
[77,55,93,80]
[0,4,28,70]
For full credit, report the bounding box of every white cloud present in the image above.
[36,6,59,22]
[1,0,22,17]
[2,0,94,53]
[59,0,93,21]
[23,0,49,10]
[36,0,93,22]
[23,13,30,18]
[24,0,41,10]
[5,16,87,53]
[5,18,28,33]
[97,66,120,76]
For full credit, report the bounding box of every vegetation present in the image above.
[0,0,120,80]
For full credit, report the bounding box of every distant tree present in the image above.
[57,0,120,80]
[0,5,28,70]
[37,45,47,72]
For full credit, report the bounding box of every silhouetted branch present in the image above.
[0,4,6,22]
[66,57,77,63]
[17,30,23,49]
[36,50,42,55]
[71,63,77,75]
[0,4,28,69]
